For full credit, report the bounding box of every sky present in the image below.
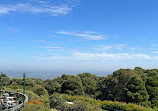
[1,0,158,74]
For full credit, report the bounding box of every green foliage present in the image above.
[134,67,147,81]
[146,76,158,108]
[61,74,84,95]
[44,79,61,95]
[146,69,158,77]
[0,73,9,86]
[112,69,139,101]
[21,104,49,111]
[62,94,153,111]
[32,85,48,96]
[32,78,44,86]
[71,100,102,111]
[99,75,118,101]
[8,78,23,85]
[78,73,99,97]
[50,93,65,109]
[7,88,50,110]
[8,78,35,90]
[101,101,152,111]
[25,78,35,87]
[50,93,102,111]
[4,67,158,110]
[125,76,149,105]
[99,68,148,103]
[50,109,58,111]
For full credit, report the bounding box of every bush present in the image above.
[32,85,48,96]
[61,94,153,111]
[50,93,66,110]
[71,100,102,111]
[21,104,49,111]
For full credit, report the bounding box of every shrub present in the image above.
[21,104,49,111]
[61,94,153,111]
[50,93,66,110]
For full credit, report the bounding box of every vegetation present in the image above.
[62,94,153,111]
[2,67,158,110]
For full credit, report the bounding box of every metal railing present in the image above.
[3,91,28,111]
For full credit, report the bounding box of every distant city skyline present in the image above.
[1,0,158,73]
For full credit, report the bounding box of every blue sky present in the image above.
[1,0,158,73]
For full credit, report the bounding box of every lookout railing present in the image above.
[1,91,28,111]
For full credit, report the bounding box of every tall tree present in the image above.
[125,76,149,105]
[78,73,99,96]
[61,75,84,95]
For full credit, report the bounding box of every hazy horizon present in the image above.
[1,69,112,80]
[1,66,157,80]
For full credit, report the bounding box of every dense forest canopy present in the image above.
[2,67,158,110]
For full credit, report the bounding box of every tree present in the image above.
[146,69,158,77]
[125,76,149,105]
[100,69,142,102]
[146,76,158,108]
[0,73,9,86]
[44,79,61,95]
[50,93,66,110]
[71,100,102,111]
[134,67,146,82]
[32,85,48,96]
[112,69,138,101]
[61,75,84,95]
[99,75,118,101]
[33,78,44,86]
[78,73,99,96]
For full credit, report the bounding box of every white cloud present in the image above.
[98,46,113,51]
[44,46,61,49]
[47,49,64,51]
[115,44,126,50]
[129,48,137,51]
[43,46,64,51]
[38,52,152,61]
[93,44,126,51]
[72,52,151,60]
[57,31,106,40]
[33,40,47,42]
[151,44,158,47]
[32,45,63,51]
[0,0,78,16]
[39,56,67,60]
[151,51,158,54]
[82,31,97,34]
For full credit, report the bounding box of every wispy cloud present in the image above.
[72,52,151,60]
[39,55,67,60]
[32,45,63,51]
[56,31,106,40]
[43,46,61,49]
[151,44,158,47]
[44,46,64,51]
[0,0,79,16]
[38,51,152,61]
[93,44,126,51]
[129,48,137,51]
[151,51,158,54]
[33,40,47,42]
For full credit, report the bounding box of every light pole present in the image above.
[23,73,26,107]
[1,72,2,97]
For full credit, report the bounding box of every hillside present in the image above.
[2,67,158,111]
